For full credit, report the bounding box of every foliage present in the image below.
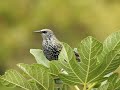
[1,0,120,80]
[1,31,120,90]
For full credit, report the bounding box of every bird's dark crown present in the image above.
[41,29,53,34]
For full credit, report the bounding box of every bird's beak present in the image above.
[34,30,42,33]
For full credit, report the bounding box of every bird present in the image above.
[34,29,63,61]
[34,29,80,88]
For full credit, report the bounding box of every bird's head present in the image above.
[34,29,55,40]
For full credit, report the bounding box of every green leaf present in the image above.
[17,63,53,90]
[30,49,62,76]
[93,83,109,90]
[107,73,120,90]
[98,31,120,62]
[50,61,62,76]
[107,73,118,89]
[62,84,72,90]
[94,73,120,90]
[28,79,45,90]
[0,70,39,90]
[62,84,69,90]
[89,50,120,82]
[48,76,54,90]
[59,37,103,85]
[30,49,49,68]
[59,43,81,85]
[115,79,120,90]
[59,42,73,61]
[77,36,103,83]
[0,79,16,88]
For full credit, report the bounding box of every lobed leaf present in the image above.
[77,36,103,83]
[89,50,120,83]
[59,37,103,85]
[0,70,40,90]
[98,31,120,62]
[93,73,120,90]
[17,63,53,90]
[107,73,120,90]
[59,43,81,85]
[49,61,62,76]
[93,84,109,90]
[30,49,49,68]
[59,42,73,61]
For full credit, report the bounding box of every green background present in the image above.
[0,0,120,89]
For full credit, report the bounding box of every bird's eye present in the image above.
[42,31,47,33]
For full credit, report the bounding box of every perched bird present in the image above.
[34,29,80,88]
[34,29,63,61]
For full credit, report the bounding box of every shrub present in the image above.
[1,31,120,90]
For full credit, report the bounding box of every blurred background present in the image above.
[0,0,120,89]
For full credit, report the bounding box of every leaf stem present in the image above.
[74,85,80,90]
[83,84,87,90]
[88,83,96,90]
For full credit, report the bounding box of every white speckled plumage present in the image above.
[35,29,62,60]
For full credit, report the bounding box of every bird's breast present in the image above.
[42,41,62,60]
